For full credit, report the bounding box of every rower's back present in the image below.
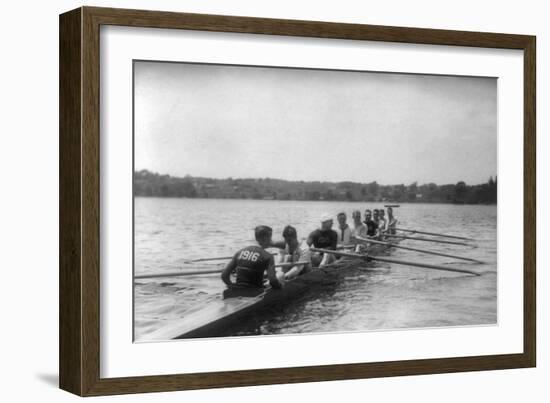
[233,245,273,288]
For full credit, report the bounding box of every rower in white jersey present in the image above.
[351,210,368,252]
[386,206,398,235]
[351,210,367,238]
[372,209,382,238]
[378,209,388,234]
[271,225,312,280]
[336,212,352,246]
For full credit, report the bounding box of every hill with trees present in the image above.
[133,170,497,205]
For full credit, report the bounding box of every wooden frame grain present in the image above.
[59,6,536,396]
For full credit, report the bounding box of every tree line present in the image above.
[134,170,497,205]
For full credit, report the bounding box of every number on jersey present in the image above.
[239,250,259,262]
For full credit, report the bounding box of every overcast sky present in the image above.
[134,61,497,185]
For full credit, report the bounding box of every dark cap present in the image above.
[282,225,297,238]
[254,225,273,241]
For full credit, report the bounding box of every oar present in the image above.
[337,244,356,250]
[134,261,310,280]
[356,236,485,264]
[182,256,233,263]
[395,227,474,241]
[383,233,474,247]
[135,269,223,279]
[310,248,480,276]
[183,252,277,264]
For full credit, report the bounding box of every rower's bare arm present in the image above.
[270,240,286,249]
[221,258,237,286]
[286,242,312,278]
[284,264,304,280]
[266,257,282,289]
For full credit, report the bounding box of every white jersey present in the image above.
[337,225,352,245]
[386,218,397,234]
[283,240,312,279]
[352,223,367,238]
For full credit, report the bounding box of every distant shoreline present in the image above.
[134,170,498,206]
[133,195,497,206]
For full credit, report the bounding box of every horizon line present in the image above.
[134,169,497,187]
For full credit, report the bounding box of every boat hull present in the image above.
[142,240,397,341]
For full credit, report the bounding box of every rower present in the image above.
[351,210,367,252]
[372,209,382,238]
[373,209,380,226]
[351,210,367,238]
[386,206,398,235]
[307,213,338,267]
[363,209,379,237]
[221,225,284,298]
[378,209,388,233]
[272,225,312,280]
[336,212,352,246]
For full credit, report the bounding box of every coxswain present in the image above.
[221,225,284,298]
[307,213,338,267]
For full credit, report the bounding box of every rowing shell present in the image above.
[141,239,399,341]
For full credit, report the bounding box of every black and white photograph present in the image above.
[132,60,497,342]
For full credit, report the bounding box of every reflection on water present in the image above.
[134,198,497,340]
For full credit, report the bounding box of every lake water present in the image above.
[134,197,497,341]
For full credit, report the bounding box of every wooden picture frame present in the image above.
[59,6,536,396]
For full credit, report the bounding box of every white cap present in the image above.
[320,213,333,223]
